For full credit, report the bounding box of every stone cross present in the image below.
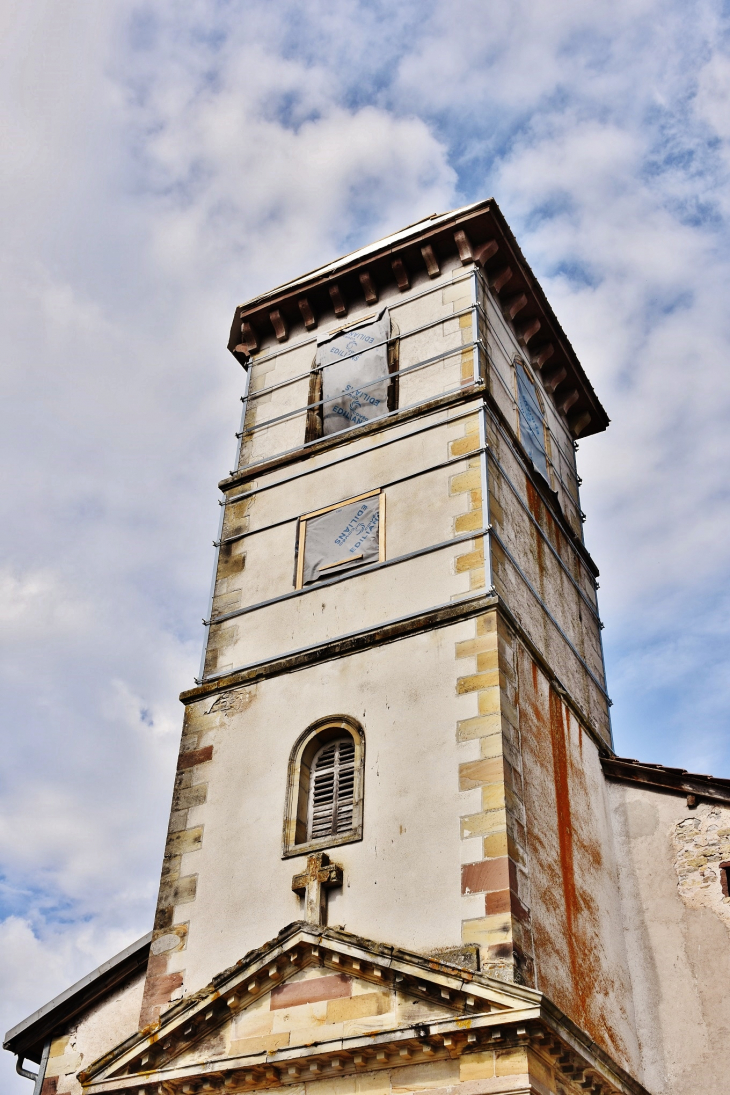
[291,852,343,926]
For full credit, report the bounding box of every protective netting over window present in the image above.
[308,737,356,840]
[516,361,549,481]
[317,309,391,435]
[299,494,380,586]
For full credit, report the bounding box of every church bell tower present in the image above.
[49,200,658,1095]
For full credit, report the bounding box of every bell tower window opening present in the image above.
[721,861,730,898]
[282,716,365,858]
[295,489,384,589]
[305,309,399,442]
[308,737,356,840]
[515,359,549,482]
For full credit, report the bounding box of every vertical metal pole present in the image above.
[32,1038,51,1095]
[197,362,252,683]
[473,267,494,594]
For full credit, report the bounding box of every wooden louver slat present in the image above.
[308,738,356,840]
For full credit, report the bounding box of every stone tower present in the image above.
[131,198,642,1085]
[13,200,730,1095]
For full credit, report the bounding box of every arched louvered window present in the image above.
[283,717,365,857]
[308,737,356,840]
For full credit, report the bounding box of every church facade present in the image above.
[6,199,730,1095]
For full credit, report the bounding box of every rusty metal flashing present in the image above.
[601,756,730,804]
[228,198,609,439]
[3,932,152,1064]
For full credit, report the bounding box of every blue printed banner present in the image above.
[317,309,391,435]
[516,361,549,481]
[302,495,380,585]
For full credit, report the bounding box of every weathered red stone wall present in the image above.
[517,644,641,1075]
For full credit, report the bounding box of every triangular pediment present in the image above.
[81,923,541,1092]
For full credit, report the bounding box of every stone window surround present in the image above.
[282,715,365,859]
[304,320,401,443]
[294,489,385,590]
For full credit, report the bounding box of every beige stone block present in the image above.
[287,1021,344,1045]
[476,611,497,634]
[230,1032,290,1056]
[475,650,499,672]
[392,1059,458,1091]
[450,467,481,494]
[506,834,526,866]
[526,1049,553,1087]
[504,787,523,818]
[477,686,502,713]
[450,432,480,457]
[272,998,328,1030]
[456,714,500,743]
[460,808,507,837]
[304,1076,356,1095]
[326,992,390,1024]
[342,1013,398,1038]
[462,913,512,947]
[455,633,497,659]
[495,1047,529,1076]
[354,1073,393,1095]
[461,351,475,380]
[482,783,506,811]
[479,731,504,758]
[457,675,497,697]
[455,509,483,533]
[460,1049,496,1081]
[443,283,470,304]
[166,827,203,856]
[50,1036,70,1057]
[455,547,485,573]
[483,831,509,858]
[234,1005,274,1039]
[459,756,504,789]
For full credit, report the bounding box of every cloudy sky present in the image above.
[2,0,730,1086]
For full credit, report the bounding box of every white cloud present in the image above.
[2,0,730,1088]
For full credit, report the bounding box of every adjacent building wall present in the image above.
[607,781,730,1095]
[40,969,146,1095]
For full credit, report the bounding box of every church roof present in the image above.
[3,932,151,1065]
[227,197,610,439]
[602,755,730,805]
[78,921,648,1095]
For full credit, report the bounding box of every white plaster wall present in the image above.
[607,782,730,1095]
[168,621,480,996]
[42,967,146,1094]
